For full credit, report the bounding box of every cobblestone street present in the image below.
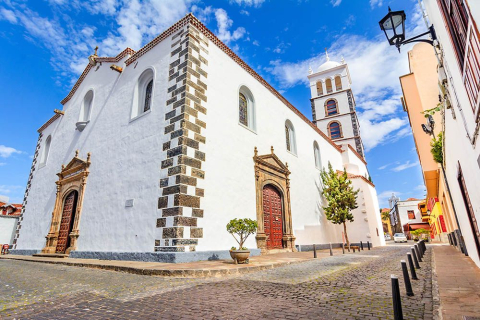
[0,245,433,319]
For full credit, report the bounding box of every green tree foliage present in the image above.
[430,132,443,163]
[381,210,390,221]
[226,218,258,250]
[411,228,430,240]
[320,163,359,246]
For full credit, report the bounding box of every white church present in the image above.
[13,14,384,262]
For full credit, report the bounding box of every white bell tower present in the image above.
[308,51,365,158]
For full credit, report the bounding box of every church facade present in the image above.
[13,14,384,262]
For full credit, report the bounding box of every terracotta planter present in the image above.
[229,250,250,264]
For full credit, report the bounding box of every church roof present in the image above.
[56,13,355,155]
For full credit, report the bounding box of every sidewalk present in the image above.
[432,244,480,320]
[0,249,345,277]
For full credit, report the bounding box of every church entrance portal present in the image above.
[263,185,283,249]
[55,191,78,253]
[253,147,296,253]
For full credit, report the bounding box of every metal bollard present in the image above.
[414,244,422,262]
[342,243,345,254]
[313,244,317,258]
[401,260,414,296]
[407,253,418,280]
[391,275,403,320]
[360,241,364,250]
[329,242,333,256]
[451,232,458,246]
[411,247,420,269]
[367,241,371,250]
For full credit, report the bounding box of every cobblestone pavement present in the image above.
[0,245,433,319]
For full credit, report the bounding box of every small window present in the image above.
[313,141,321,169]
[40,135,51,166]
[239,93,248,126]
[325,100,338,116]
[325,78,333,93]
[328,121,342,139]
[408,210,416,219]
[285,120,297,154]
[79,90,93,122]
[316,81,323,96]
[335,76,342,91]
[238,86,256,131]
[131,69,154,119]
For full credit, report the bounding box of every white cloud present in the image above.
[370,0,383,8]
[0,145,22,158]
[0,163,6,166]
[0,185,22,195]
[377,190,402,207]
[214,8,246,44]
[265,5,425,152]
[252,40,260,46]
[330,0,342,7]
[391,160,419,172]
[0,8,17,23]
[229,0,265,7]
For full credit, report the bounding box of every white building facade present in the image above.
[422,0,480,267]
[13,14,384,262]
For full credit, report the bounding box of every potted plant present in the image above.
[226,218,258,264]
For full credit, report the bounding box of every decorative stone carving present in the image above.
[41,151,91,254]
[253,147,296,254]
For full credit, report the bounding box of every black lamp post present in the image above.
[379,7,437,52]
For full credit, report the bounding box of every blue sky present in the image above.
[0,0,427,206]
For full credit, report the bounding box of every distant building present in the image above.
[388,195,430,238]
[0,198,22,247]
[381,208,393,237]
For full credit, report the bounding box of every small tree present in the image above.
[381,210,390,221]
[226,218,258,250]
[411,228,430,240]
[320,163,359,247]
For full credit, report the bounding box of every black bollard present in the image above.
[401,260,414,296]
[360,241,364,250]
[342,243,345,254]
[353,246,356,253]
[391,275,403,320]
[407,253,418,280]
[313,244,317,258]
[422,240,427,253]
[329,242,333,256]
[451,232,458,246]
[367,241,371,250]
[414,244,422,262]
[411,247,420,269]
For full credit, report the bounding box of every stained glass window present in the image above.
[328,122,341,139]
[326,100,338,116]
[144,80,153,112]
[285,125,291,151]
[239,93,248,126]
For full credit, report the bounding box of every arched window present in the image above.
[131,69,154,119]
[325,78,333,93]
[313,141,321,169]
[40,135,51,166]
[238,86,256,131]
[328,121,342,139]
[285,120,297,154]
[316,81,323,96]
[79,90,93,122]
[325,99,338,116]
[335,76,342,91]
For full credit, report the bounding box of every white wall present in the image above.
[423,0,480,268]
[0,216,18,245]
[397,200,422,226]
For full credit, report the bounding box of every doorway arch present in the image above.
[262,184,284,249]
[55,190,78,253]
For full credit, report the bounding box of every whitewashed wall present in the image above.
[423,0,480,268]
[0,216,18,245]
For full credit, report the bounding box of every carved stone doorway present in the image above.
[55,191,78,253]
[41,151,90,255]
[263,184,283,249]
[253,147,296,253]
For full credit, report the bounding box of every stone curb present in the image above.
[431,247,442,320]
[0,255,310,278]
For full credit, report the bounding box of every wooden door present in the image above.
[458,165,480,258]
[55,191,78,253]
[263,185,283,249]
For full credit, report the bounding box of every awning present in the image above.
[408,223,430,231]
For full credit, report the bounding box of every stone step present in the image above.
[33,253,69,258]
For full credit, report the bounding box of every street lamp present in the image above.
[379,7,437,52]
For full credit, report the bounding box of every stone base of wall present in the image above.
[9,249,41,255]
[296,242,373,252]
[69,249,262,263]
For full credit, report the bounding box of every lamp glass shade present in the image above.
[379,9,407,47]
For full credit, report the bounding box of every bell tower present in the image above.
[308,51,365,158]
